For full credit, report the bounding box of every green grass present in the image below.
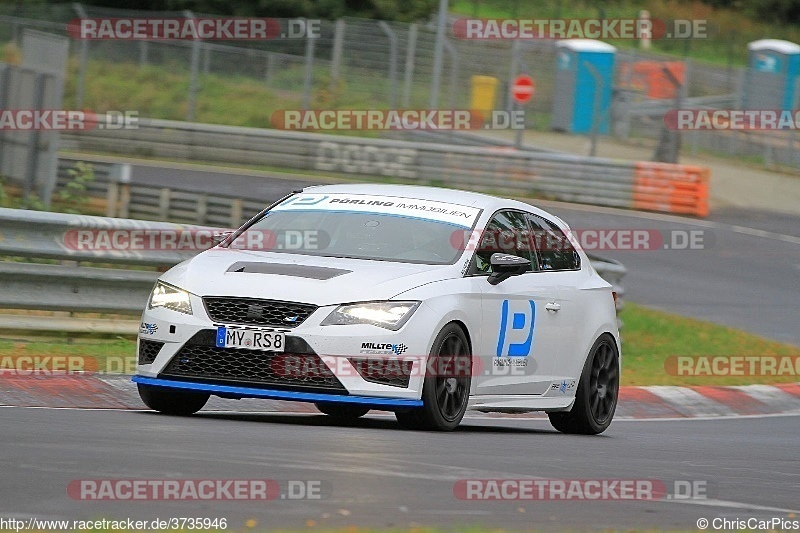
[619,302,798,386]
[63,60,289,128]
[0,332,136,373]
[57,56,438,132]
[451,0,800,68]
[1,303,796,385]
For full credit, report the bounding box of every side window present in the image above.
[526,214,581,271]
[472,210,536,275]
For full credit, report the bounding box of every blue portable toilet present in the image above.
[551,39,616,134]
[745,39,800,110]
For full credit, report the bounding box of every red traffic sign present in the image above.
[512,75,535,104]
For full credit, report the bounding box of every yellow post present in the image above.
[470,75,498,123]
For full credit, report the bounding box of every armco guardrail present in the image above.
[0,207,204,266]
[0,209,625,332]
[0,208,204,325]
[44,157,270,227]
[60,117,709,217]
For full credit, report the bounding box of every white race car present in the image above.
[133,184,620,433]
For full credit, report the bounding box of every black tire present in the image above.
[548,334,619,435]
[137,384,209,416]
[395,323,472,431]
[314,403,370,420]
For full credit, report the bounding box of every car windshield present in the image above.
[231,193,482,265]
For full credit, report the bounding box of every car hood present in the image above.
[161,249,460,306]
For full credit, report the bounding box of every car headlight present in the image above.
[148,281,193,315]
[321,301,420,330]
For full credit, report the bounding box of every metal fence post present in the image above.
[330,19,345,92]
[230,199,243,228]
[265,53,275,85]
[196,194,208,224]
[107,163,131,217]
[202,43,211,75]
[652,66,683,163]
[184,10,200,122]
[790,77,800,167]
[443,39,459,109]
[105,179,118,217]
[158,188,171,220]
[506,39,521,114]
[24,73,47,204]
[0,65,8,164]
[429,0,448,109]
[730,68,744,159]
[402,24,418,107]
[378,21,398,108]
[139,41,148,66]
[72,3,89,109]
[302,27,316,111]
[109,163,132,218]
[583,62,603,157]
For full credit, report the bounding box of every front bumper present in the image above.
[136,293,436,401]
[132,376,423,408]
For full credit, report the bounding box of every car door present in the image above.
[524,212,587,388]
[471,210,566,396]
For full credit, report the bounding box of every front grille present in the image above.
[348,357,413,388]
[138,339,164,365]
[203,297,317,328]
[161,345,346,393]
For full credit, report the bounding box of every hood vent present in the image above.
[226,261,351,280]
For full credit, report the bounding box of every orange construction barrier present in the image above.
[632,162,709,217]
[620,61,685,99]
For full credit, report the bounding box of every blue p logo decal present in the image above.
[496,299,536,357]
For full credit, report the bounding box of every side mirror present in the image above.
[487,253,531,285]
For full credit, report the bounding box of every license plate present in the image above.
[216,327,284,352]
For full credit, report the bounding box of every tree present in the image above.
[51,0,438,22]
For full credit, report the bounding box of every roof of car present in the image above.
[302,183,562,224]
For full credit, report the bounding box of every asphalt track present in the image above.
[1,406,798,530]
[132,162,800,346]
[3,161,795,531]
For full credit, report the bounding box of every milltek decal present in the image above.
[360,342,408,355]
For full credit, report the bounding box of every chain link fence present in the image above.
[1,3,798,168]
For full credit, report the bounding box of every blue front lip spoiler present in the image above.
[132,376,423,408]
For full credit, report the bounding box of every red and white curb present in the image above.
[618,384,800,418]
[1,374,799,419]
